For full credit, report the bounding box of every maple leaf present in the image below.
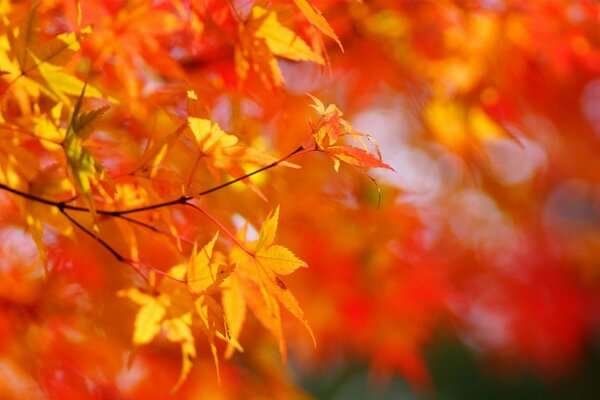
[254,207,307,275]
[120,288,170,345]
[189,118,238,155]
[119,278,195,392]
[187,233,235,295]
[63,86,114,222]
[31,98,111,208]
[130,113,187,203]
[307,94,394,173]
[293,0,344,51]
[120,233,238,390]
[0,5,105,109]
[236,6,324,88]
[33,102,66,153]
[187,90,240,181]
[186,233,238,384]
[229,206,314,362]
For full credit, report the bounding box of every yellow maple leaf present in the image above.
[0,6,105,109]
[119,281,196,392]
[119,288,170,345]
[146,234,237,387]
[188,117,239,154]
[186,233,236,383]
[229,206,314,362]
[187,232,236,295]
[253,7,324,64]
[185,90,289,198]
[257,245,307,275]
[236,6,324,88]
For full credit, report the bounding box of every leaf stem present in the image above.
[185,202,253,256]
[113,214,195,246]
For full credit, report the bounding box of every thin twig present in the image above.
[0,182,66,207]
[127,258,187,285]
[62,209,191,284]
[197,145,306,196]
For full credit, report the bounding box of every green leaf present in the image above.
[63,85,113,220]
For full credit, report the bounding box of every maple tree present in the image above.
[1,0,600,399]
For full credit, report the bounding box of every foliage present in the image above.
[1,0,599,399]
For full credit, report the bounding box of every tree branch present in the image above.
[0,145,308,216]
[59,207,125,262]
[197,145,306,196]
[0,144,309,278]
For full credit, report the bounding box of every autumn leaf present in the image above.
[254,206,307,275]
[307,94,394,173]
[63,86,114,222]
[84,0,186,98]
[119,280,196,392]
[256,204,279,250]
[229,206,313,362]
[132,114,187,203]
[236,6,324,88]
[327,145,393,172]
[0,6,104,108]
[189,117,238,154]
[252,7,324,64]
[293,0,343,51]
[120,234,238,389]
[119,288,170,345]
[187,233,235,295]
[257,245,307,275]
[185,233,237,383]
[186,91,242,181]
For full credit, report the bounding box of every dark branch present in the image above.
[198,145,305,196]
[0,145,309,287]
[0,183,64,207]
[0,145,307,216]
[59,208,125,262]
